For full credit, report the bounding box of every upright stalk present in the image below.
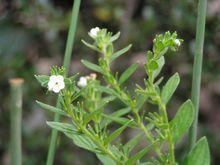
[189,0,207,149]
[9,78,24,165]
[46,1,81,164]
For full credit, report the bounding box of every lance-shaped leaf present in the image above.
[83,109,101,125]
[65,132,97,152]
[102,115,136,128]
[101,107,130,128]
[96,86,119,97]
[35,75,49,87]
[97,96,117,110]
[110,32,120,42]
[104,120,133,144]
[96,154,116,165]
[119,63,138,85]
[48,121,97,152]
[81,39,101,52]
[110,44,132,62]
[81,59,103,73]
[184,137,210,165]
[126,144,153,164]
[161,73,180,104]
[36,100,68,116]
[123,133,143,154]
[47,121,77,133]
[152,56,165,79]
[170,100,194,143]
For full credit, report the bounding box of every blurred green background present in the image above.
[0,0,220,164]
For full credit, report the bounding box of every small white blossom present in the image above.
[88,27,100,38]
[77,77,87,87]
[48,75,65,93]
[174,39,181,46]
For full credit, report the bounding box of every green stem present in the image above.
[79,125,119,163]
[158,99,175,164]
[9,78,24,165]
[46,1,81,164]
[101,58,163,161]
[189,0,207,150]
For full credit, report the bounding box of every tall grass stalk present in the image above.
[46,0,81,164]
[189,0,207,149]
[9,78,24,165]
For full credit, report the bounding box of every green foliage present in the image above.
[36,28,210,164]
[161,73,180,104]
[119,63,138,85]
[170,100,195,143]
[184,137,210,165]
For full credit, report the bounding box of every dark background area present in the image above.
[0,0,220,164]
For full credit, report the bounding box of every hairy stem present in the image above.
[101,57,163,161]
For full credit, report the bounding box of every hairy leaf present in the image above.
[110,44,132,62]
[47,121,77,133]
[65,132,97,152]
[123,133,143,154]
[119,63,138,85]
[97,154,116,165]
[184,137,210,165]
[126,145,152,164]
[170,100,194,143]
[101,107,130,128]
[36,101,68,116]
[110,32,120,42]
[35,75,49,87]
[81,39,100,52]
[104,120,133,144]
[161,73,180,104]
[81,60,103,73]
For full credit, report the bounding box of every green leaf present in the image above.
[136,94,148,110]
[96,86,119,96]
[81,60,103,73]
[81,39,100,52]
[47,121,97,152]
[102,115,136,128]
[101,107,130,128]
[126,145,152,164]
[104,120,133,144]
[36,101,68,116]
[184,137,210,165]
[110,32,120,42]
[170,100,194,143]
[35,75,49,87]
[110,44,132,62]
[84,109,100,125]
[161,73,180,104]
[123,133,143,154]
[65,132,97,152]
[47,121,77,133]
[152,56,165,79]
[97,96,117,110]
[97,154,116,165]
[148,60,158,70]
[119,64,138,85]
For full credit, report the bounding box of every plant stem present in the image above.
[46,1,81,164]
[9,78,24,165]
[101,57,163,161]
[189,0,207,150]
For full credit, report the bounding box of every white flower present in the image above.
[174,39,181,46]
[88,27,100,38]
[77,77,87,87]
[48,75,65,93]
